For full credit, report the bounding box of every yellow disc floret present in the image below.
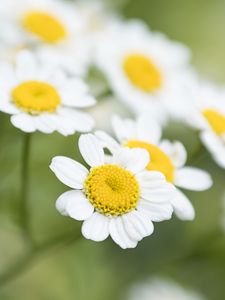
[12,81,60,114]
[126,140,175,182]
[203,109,225,136]
[22,11,67,43]
[123,53,162,92]
[84,164,140,216]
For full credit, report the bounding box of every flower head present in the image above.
[50,134,174,249]
[0,50,95,135]
[95,22,194,123]
[0,0,84,47]
[96,114,213,220]
[188,82,225,169]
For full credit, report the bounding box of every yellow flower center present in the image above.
[126,140,175,182]
[85,164,140,216]
[12,81,61,114]
[203,109,225,136]
[123,53,162,92]
[22,11,67,43]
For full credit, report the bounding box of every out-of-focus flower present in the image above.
[0,0,84,48]
[96,114,213,220]
[50,134,175,249]
[0,50,95,135]
[126,277,206,300]
[189,82,225,169]
[95,22,194,123]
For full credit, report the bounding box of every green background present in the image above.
[0,0,225,299]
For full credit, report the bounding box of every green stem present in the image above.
[21,133,32,241]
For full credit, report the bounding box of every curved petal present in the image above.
[0,100,20,114]
[79,134,105,167]
[174,167,213,191]
[136,171,166,189]
[58,107,95,133]
[50,156,88,189]
[56,190,94,221]
[122,210,154,241]
[171,189,195,220]
[137,199,173,222]
[82,212,110,242]
[60,78,96,108]
[159,140,187,167]
[95,130,120,153]
[11,113,36,133]
[140,181,175,203]
[112,147,149,174]
[109,217,138,249]
[111,115,136,143]
[137,114,162,144]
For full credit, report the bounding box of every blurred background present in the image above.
[0,0,225,299]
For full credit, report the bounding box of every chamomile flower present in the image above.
[126,277,206,300]
[0,0,84,48]
[50,134,175,249]
[96,114,213,220]
[188,83,225,169]
[95,23,193,123]
[0,50,95,135]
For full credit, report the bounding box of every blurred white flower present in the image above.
[0,0,84,48]
[0,50,95,135]
[126,277,206,300]
[50,133,175,249]
[188,82,225,169]
[95,22,194,123]
[96,114,213,220]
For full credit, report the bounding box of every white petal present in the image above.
[57,190,94,221]
[11,113,36,133]
[109,217,138,249]
[95,130,120,153]
[79,134,105,167]
[0,100,20,114]
[171,189,195,220]
[122,210,154,241]
[50,156,88,189]
[174,167,213,191]
[60,78,96,108]
[82,212,110,242]
[112,148,149,174]
[140,178,175,203]
[137,199,173,222]
[160,140,187,167]
[16,51,37,81]
[136,171,166,188]
[111,115,136,143]
[58,107,95,133]
[137,114,162,144]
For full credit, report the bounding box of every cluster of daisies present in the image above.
[0,0,224,249]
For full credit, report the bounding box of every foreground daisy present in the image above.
[95,22,193,123]
[50,134,175,249]
[126,277,206,300]
[0,50,95,135]
[96,115,213,220]
[188,83,225,169]
[0,0,84,48]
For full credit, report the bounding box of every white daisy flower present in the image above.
[50,133,175,249]
[126,277,206,300]
[0,0,84,47]
[95,114,213,221]
[188,82,225,169]
[0,50,95,135]
[95,22,193,123]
